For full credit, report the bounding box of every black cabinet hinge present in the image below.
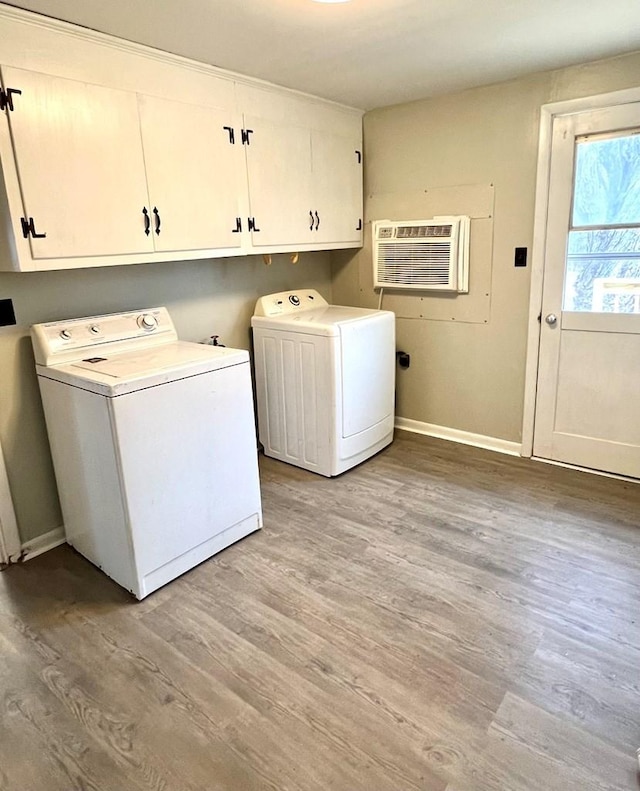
[355,149,362,164]
[223,125,235,144]
[21,217,46,239]
[241,129,254,146]
[0,87,21,112]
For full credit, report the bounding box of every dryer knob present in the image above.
[138,313,158,331]
[59,329,72,340]
[289,295,300,306]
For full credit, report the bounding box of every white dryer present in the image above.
[251,290,395,477]
[32,307,262,599]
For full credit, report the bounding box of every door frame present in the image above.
[0,438,21,565]
[522,85,640,458]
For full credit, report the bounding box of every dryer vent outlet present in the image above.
[396,351,410,369]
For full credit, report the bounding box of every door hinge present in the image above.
[20,216,46,239]
[0,87,21,112]
[241,129,254,146]
[223,125,235,144]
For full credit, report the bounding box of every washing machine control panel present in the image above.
[253,289,329,317]
[32,308,177,367]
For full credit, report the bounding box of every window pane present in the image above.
[572,132,640,227]
[564,229,640,312]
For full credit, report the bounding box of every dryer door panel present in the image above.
[340,315,395,438]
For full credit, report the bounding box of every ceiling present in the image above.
[5,0,640,110]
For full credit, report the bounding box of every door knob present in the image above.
[545,313,558,326]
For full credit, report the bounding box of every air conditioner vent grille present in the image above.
[372,217,470,293]
[377,243,452,286]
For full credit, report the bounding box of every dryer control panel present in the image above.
[253,290,329,318]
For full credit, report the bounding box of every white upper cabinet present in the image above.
[243,115,313,247]
[0,7,363,271]
[137,95,245,254]
[2,66,154,260]
[242,112,363,248]
[311,128,363,245]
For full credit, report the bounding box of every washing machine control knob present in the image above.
[289,295,300,306]
[138,313,158,331]
[89,325,101,335]
[59,329,72,340]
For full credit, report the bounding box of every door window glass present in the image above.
[564,130,640,312]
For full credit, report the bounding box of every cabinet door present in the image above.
[137,95,244,253]
[2,66,153,259]
[311,129,363,245]
[243,116,312,246]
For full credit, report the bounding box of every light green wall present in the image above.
[0,254,332,542]
[332,50,640,443]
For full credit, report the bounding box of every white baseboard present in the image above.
[21,526,66,561]
[395,417,522,457]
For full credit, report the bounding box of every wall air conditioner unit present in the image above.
[373,216,470,292]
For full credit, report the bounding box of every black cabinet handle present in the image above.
[355,150,362,164]
[223,125,235,144]
[142,207,150,236]
[153,207,161,235]
[309,210,314,231]
[314,211,320,231]
[242,129,254,145]
[356,218,363,231]
[248,217,260,232]
[232,217,242,233]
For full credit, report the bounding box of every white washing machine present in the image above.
[251,289,395,477]
[32,307,262,599]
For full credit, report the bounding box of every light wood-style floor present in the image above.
[1,431,639,791]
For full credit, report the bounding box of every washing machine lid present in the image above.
[36,341,249,396]
[252,305,393,336]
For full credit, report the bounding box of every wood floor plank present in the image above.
[0,652,148,791]
[1,431,639,791]
[181,568,500,783]
[140,596,446,791]
[445,691,637,791]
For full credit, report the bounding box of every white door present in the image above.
[1,66,153,259]
[311,129,363,245]
[137,95,245,253]
[243,115,312,246]
[533,103,640,478]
